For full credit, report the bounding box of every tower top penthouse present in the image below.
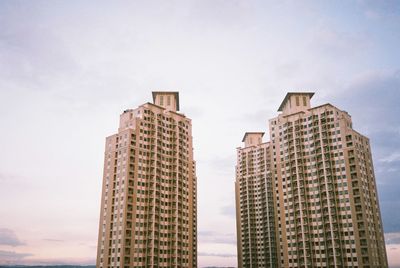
[152,91,180,111]
[277,92,314,114]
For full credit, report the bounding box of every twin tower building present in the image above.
[96,92,388,268]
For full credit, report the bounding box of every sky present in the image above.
[0,0,399,267]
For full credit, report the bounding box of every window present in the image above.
[296,96,300,106]
[160,95,164,106]
[167,95,171,105]
[303,96,307,106]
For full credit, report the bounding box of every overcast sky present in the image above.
[0,0,399,267]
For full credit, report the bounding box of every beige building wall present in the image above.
[96,92,197,268]
[235,132,278,268]
[236,92,388,268]
[269,92,387,268]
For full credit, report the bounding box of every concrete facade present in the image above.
[236,92,388,268]
[96,92,197,268]
[235,132,278,268]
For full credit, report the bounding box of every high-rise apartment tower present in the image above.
[96,92,197,268]
[236,92,387,268]
[235,133,278,267]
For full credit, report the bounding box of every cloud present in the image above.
[220,205,236,218]
[380,152,400,163]
[201,155,235,175]
[198,231,236,245]
[236,108,274,126]
[0,172,20,183]
[386,232,400,245]
[43,238,64,242]
[0,173,6,183]
[0,250,32,264]
[0,5,78,88]
[313,28,370,57]
[0,228,24,247]
[338,70,400,122]
[358,0,400,20]
[198,252,236,258]
[184,105,204,118]
[0,257,96,266]
[364,9,381,20]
